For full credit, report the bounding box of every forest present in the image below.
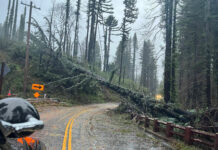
[0,0,217,117]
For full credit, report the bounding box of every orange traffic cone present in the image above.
[8,90,11,96]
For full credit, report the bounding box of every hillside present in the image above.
[0,40,122,104]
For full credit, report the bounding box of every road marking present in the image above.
[58,107,85,122]
[62,118,73,150]
[68,117,74,150]
[61,109,90,150]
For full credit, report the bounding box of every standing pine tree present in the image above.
[85,0,91,61]
[4,0,11,39]
[125,37,132,79]
[73,0,81,60]
[205,0,212,107]
[104,15,118,71]
[12,0,19,39]
[119,0,138,85]
[63,0,70,54]
[171,0,178,103]
[88,0,97,64]
[132,33,138,81]
[8,0,16,38]
[141,40,157,96]
[95,41,102,70]
[164,0,173,103]
[211,0,218,105]
[18,7,26,41]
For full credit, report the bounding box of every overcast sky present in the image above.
[0,0,164,82]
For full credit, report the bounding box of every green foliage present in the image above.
[172,141,202,150]
[176,0,218,108]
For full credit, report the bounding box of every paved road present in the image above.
[32,103,173,150]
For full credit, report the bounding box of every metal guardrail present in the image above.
[131,113,218,150]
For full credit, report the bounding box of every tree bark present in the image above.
[205,0,211,107]
[73,0,81,60]
[171,0,177,103]
[164,0,173,103]
[88,0,96,64]
[103,27,108,72]
[106,27,112,71]
[85,0,91,61]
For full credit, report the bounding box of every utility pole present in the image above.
[21,1,40,97]
[0,62,5,95]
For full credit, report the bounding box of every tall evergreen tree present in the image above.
[164,0,173,103]
[141,40,157,96]
[8,0,16,38]
[132,33,138,81]
[103,25,108,71]
[104,15,118,71]
[171,0,178,103]
[63,0,70,54]
[88,0,113,65]
[176,0,218,108]
[85,0,91,61]
[95,41,102,70]
[88,0,97,64]
[119,0,138,85]
[12,0,19,39]
[4,0,11,39]
[18,7,26,42]
[124,37,132,79]
[205,0,212,107]
[93,0,113,64]
[211,0,218,104]
[73,0,81,60]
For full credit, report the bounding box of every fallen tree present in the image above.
[57,64,196,124]
[42,62,217,130]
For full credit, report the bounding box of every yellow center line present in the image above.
[58,109,78,122]
[61,117,73,150]
[61,109,90,150]
[68,118,74,150]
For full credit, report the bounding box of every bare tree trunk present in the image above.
[119,38,125,85]
[85,0,91,61]
[103,27,108,72]
[106,27,112,71]
[171,0,177,102]
[73,0,81,60]
[88,0,96,64]
[119,18,126,85]
[123,66,126,84]
[164,0,173,103]
[205,0,211,107]
[46,2,55,71]
[63,0,70,54]
[92,0,102,66]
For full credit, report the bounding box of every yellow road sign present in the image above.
[32,84,44,91]
[34,92,40,98]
